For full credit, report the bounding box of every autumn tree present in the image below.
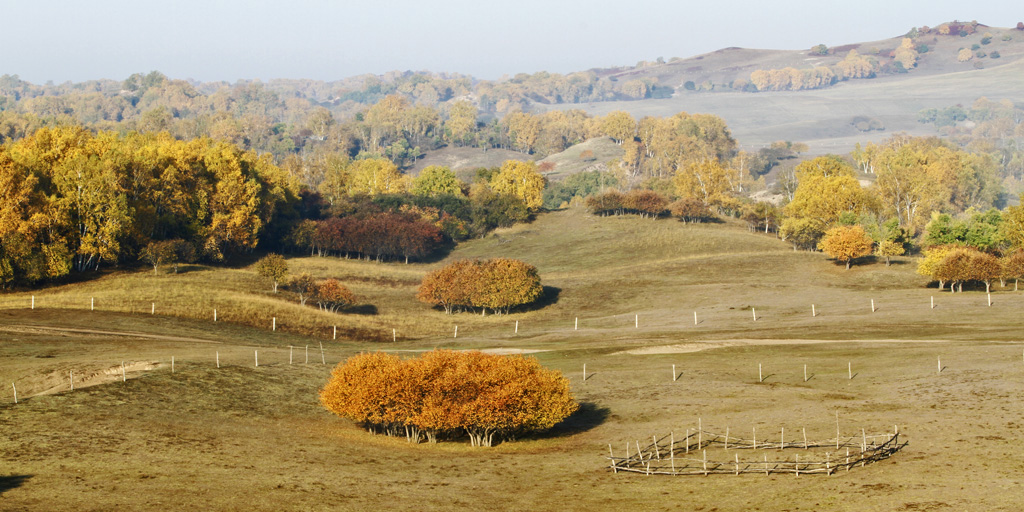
[1001,250,1024,291]
[417,258,543,315]
[346,158,407,196]
[445,101,477,146]
[622,190,668,218]
[599,111,637,145]
[490,160,546,210]
[818,225,874,269]
[255,253,288,293]
[669,197,714,223]
[893,38,920,69]
[917,244,959,290]
[673,159,734,207]
[315,278,356,312]
[319,350,577,447]
[875,240,905,266]
[936,248,973,292]
[286,272,317,306]
[968,250,1001,293]
[585,190,625,216]
[411,165,462,197]
[139,240,177,274]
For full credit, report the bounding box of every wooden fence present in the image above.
[608,428,905,476]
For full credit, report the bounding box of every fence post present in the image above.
[151,303,155,314]
[273,317,276,331]
[31,296,34,309]
[752,308,756,322]
[305,345,309,364]
[255,350,258,367]
[319,342,325,365]
[91,297,94,311]
[870,299,875,312]
[12,382,17,404]
[333,325,336,340]
[214,309,217,322]
[121,361,126,382]
[289,346,293,365]
[216,351,220,368]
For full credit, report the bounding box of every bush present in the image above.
[319,350,578,446]
[669,198,715,223]
[417,258,543,315]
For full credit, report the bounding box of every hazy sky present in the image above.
[3,0,1020,84]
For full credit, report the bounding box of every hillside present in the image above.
[5,208,1024,510]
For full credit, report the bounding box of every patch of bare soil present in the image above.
[21,360,162,398]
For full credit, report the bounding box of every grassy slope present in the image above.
[3,208,1024,510]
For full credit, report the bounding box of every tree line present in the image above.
[0,126,296,287]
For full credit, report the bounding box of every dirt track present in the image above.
[0,324,221,344]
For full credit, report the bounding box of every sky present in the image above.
[2,0,1021,84]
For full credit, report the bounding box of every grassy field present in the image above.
[3,207,1024,510]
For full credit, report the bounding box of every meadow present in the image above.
[2,206,1024,511]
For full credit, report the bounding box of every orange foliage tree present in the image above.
[817,225,874,269]
[319,350,578,446]
[417,258,542,314]
[314,278,356,312]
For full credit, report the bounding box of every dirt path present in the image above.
[0,324,221,344]
[613,337,991,355]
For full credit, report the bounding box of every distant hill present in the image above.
[540,24,1024,154]
[407,146,532,178]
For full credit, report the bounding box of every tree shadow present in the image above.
[0,475,31,495]
[518,286,561,312]
[346,304,379,316]
[542,402,611,438]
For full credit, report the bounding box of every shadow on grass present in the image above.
[0,475,31,495]
[542,402,611,438]
[518,286,561,312]
[347,304,379,316]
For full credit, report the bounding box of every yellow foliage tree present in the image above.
[672,159,734,207]
[894,38,919,69]
[599,111,637,145]
[490,160,546,210]
[346,158,407,196]
[818,225,874,269]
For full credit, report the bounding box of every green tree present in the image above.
[411,166,463,197]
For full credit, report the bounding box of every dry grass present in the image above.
[4,207,1024,510]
